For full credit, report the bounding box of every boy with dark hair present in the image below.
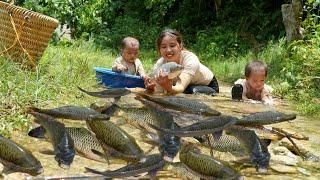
[231,60,273,105]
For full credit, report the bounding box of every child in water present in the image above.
[112,37,149,82]
[231,60,273,105]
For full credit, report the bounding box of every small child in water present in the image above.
[231,60,273,105]
[112,37,149,81]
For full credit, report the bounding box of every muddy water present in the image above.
[2,85,320,179]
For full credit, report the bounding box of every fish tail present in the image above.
[147,123,169,133]
[136,92,151,100]
[85,167,105,175]
[28,126,46,139]
[77,86,88,94]
[27,106,40,114]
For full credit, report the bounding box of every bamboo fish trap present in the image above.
[0,1,59,68]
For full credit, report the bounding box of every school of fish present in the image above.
[0,62,304,179]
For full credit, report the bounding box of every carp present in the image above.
[225,126,270,173]
[85,154,165,178]
[28,105,110,121]
[179,144,242,179]
[165,162,201,180]
[148,115,237,137]
[86,120,144,162]
[77,86,131,99]
[236,111,296,126]
[136,93,221,116]
[27,110,75,169]
[103,104,181,161]
[28,126,106,163]
[150,62,183,80]
[0,135,43,175]
[198,132,271,156]
[199,133,247,155]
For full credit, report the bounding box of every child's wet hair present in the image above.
[121,37,139,49]
[157,29,183,51]
[245,60,268,77]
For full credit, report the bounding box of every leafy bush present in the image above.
[94,15,160,50]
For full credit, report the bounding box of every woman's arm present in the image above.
[156,71,193,94]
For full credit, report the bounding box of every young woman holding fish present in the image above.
[145,29,219,94]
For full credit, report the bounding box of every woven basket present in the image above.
[0,1,59,67]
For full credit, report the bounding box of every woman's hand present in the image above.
[156,69,173,92]
[144,76,156,92]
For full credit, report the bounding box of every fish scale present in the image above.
[225,126,270,172]
[179,145,241,179]
[203,133,246,154]
[28,126,106,163]
[104,104,180,160]
[0,135,43,175]
[148,115,237,137]
[121,106,175,131]
[66,127,106,162]
[137,93,221,116]
[86,120,143,162]
[29,106,110,121]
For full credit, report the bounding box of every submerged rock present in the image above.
[297,167,311,176]
[271,147,299,166]
[270,164,297,174]
[0,163,3,174]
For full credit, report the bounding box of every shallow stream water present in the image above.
[2,84,320,179]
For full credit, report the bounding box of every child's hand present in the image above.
[244,99,261,104]
[116,64,128,72]
[263,98,274,105]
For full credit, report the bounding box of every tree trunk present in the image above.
[281,0,304,43]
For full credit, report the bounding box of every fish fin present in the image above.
[77,86,87,94]
[94,140,111,164]
[193,135,206,143]
[148,170,158,180]
[91,149,106,158]
[28,126,47,139]
[85,167,104,175]
[101,104,119,117]
[92,146,110,164]
[147,123,170,134]
[99,142,142,162]
[205,134,214,157]
[212,130,223,141]
[261,139,272,146]
[27,106,40,114]
[135,95,164,109]
[145,145,156,154]
[145,132,159,142]
[114,96,121,102]
[40,149,55,155]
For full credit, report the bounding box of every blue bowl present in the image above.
[94,67,145,88]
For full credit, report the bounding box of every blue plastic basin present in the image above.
[94,67,145,88]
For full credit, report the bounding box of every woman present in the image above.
[145,29,219,94]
